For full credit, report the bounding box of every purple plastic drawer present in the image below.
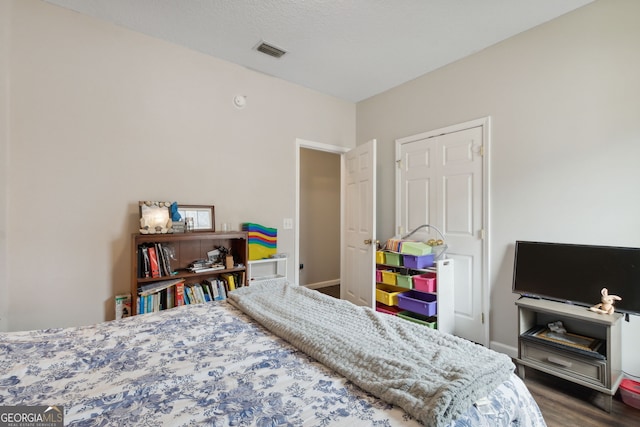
[397,290,437,317]
[403,254,435,269]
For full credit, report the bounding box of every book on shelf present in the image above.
[138,278,185,296]
[191,285,205,304]
[175,282,185,306]
[157,243,175,276]
[166,286,174,309]
[217,280,227,300]
[147,246,161,278]
[193,285,203,304]
[115,294,131,319]
[156,243,167,276]
[205,278,221,300]
[159,288,168,310]
[184,286,194,305]
[221,273,236,291]
[210,280,219,300]
[200,282,212,302]
[140,246,150,278]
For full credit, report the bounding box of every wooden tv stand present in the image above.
[515,297,623,412]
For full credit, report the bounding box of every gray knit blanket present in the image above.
[229,282,515,426]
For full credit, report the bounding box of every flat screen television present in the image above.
[512,241,640,315]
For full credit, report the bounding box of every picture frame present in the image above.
[529,327,602,352]
[139,201,172,234]
[177,205,215,231]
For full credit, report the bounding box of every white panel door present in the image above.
[341,140,377,307]
[397,124,486,345]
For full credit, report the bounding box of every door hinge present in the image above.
[479,145,484,156]
[479,229,485,239]
[396,159,402,169]
[481,312,485,324]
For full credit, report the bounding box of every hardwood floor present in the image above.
[522,368,640,427]
[315,284,340,298]
[314,285,640,425]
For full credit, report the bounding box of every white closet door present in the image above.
[397,124,486,345]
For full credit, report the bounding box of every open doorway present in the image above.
[295,139,348,293]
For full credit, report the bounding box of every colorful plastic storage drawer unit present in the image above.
[413,272,437,293]
[397,311,437,328]
[397,290,437,316]
[376,302,402,316]
[384,252,403,267]
[375,284,406,306]
[381,270,398,286]
[403,254,435,269]
[395,274,413,289]
[376,251,386,264]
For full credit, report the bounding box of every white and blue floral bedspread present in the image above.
[0,301,545,426]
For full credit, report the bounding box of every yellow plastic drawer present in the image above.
[376,284,407,306]
[381,270,398,285]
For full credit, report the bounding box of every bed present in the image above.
[0,282,546,426]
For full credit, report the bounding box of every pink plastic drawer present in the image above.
[376,269,384,283]
[376,302,402,316]
[413,272,437,293]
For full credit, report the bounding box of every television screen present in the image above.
[512,241,640,315]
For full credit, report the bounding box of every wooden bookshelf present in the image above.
[130,231,248,315]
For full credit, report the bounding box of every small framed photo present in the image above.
[139,201,172,234]
[178,205,215,231]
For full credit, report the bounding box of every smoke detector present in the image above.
[233,95,247,109]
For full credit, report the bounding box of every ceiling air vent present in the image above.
[255,41,287,58]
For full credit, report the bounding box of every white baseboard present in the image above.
[303,279,340,290]
[490,341,518,359]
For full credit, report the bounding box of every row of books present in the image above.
[136,273,245,314]
[138,243,174,278]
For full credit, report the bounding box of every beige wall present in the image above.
[4,0,355,331]
[0,1,10,331]
[357,0,640,373]
[299,148,340,286]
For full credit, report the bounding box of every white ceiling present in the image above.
[44,0,593,102]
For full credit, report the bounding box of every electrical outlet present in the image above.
[283,218,293,229]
